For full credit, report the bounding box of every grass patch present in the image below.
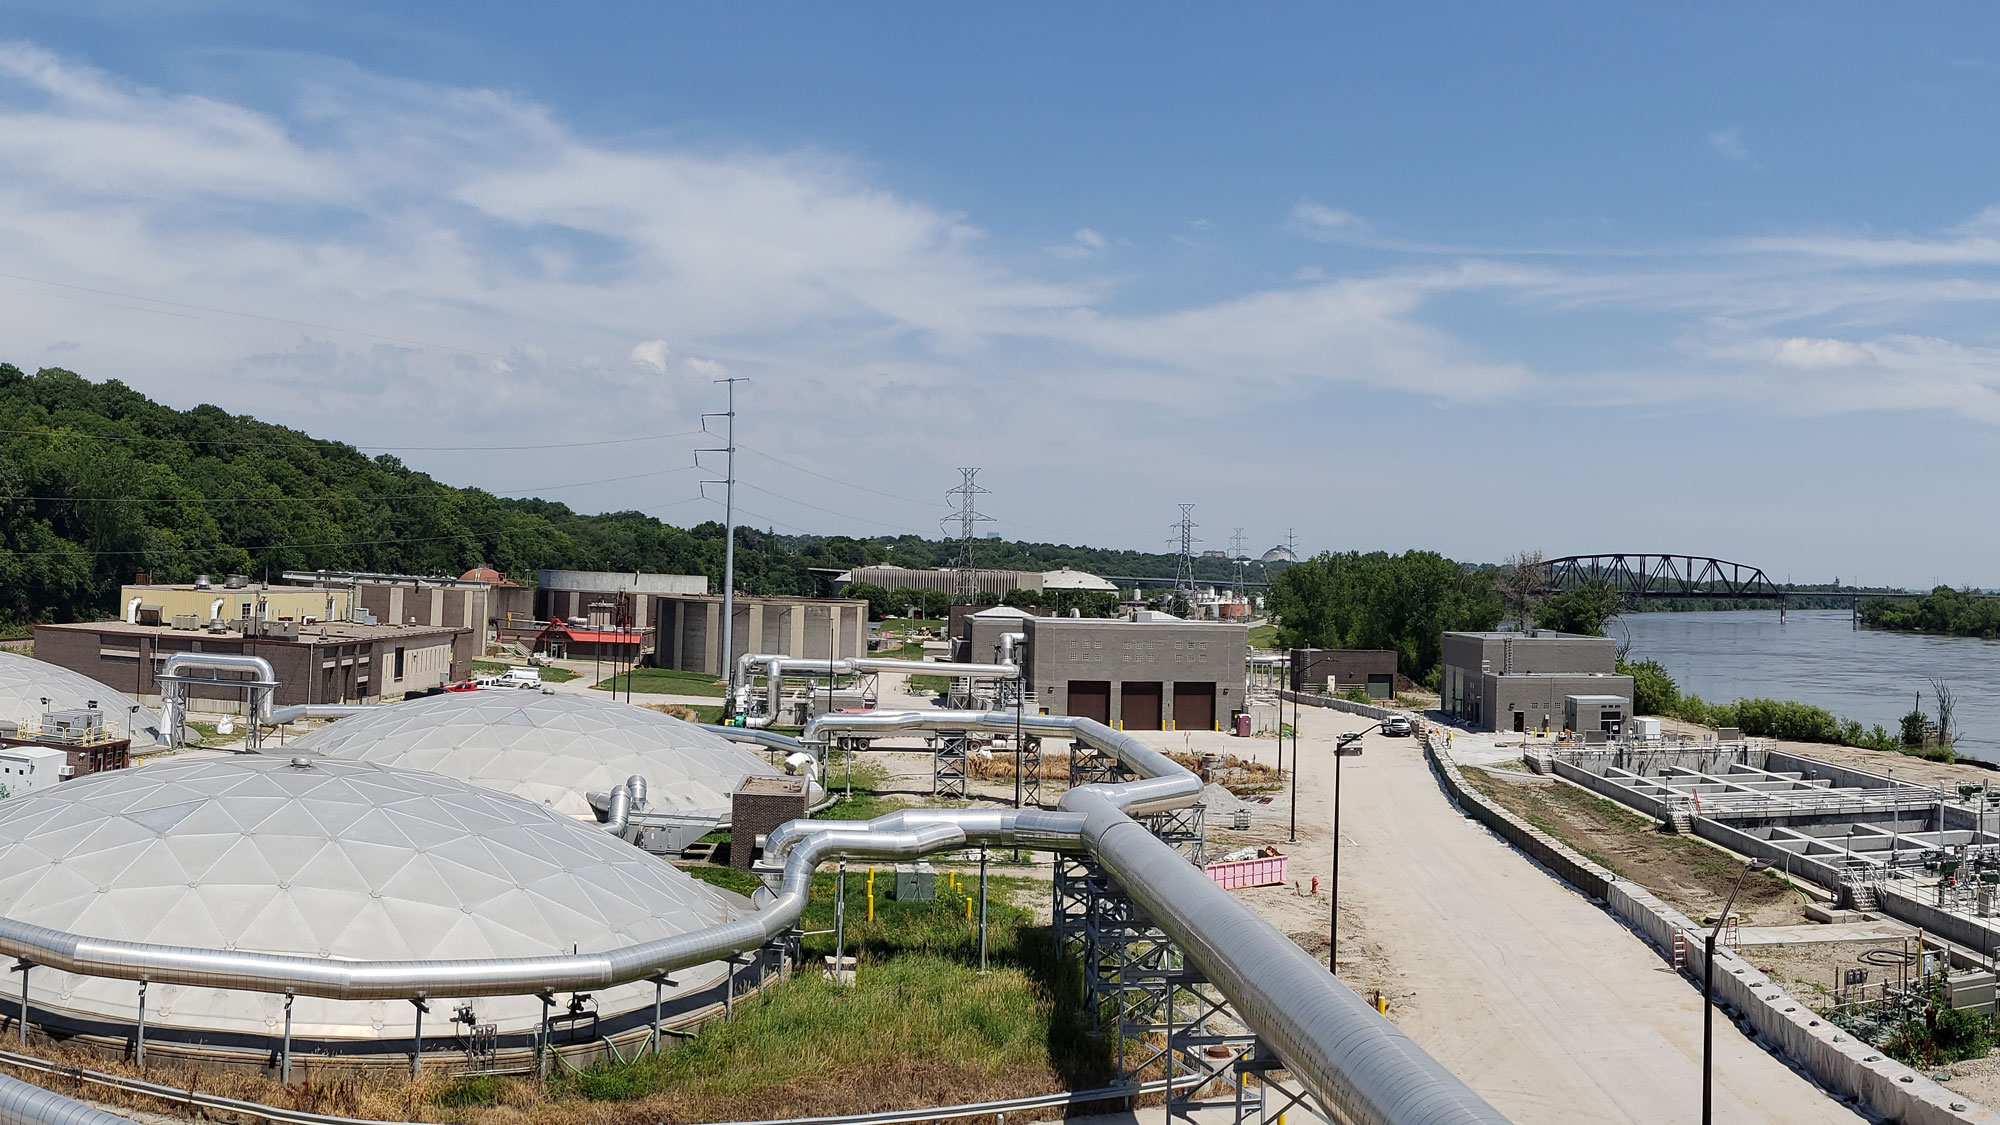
[872,640,925,661]
[430,1075,509,1108]
[639,702,726,724]
[906,673,952,696]
[882,617,944,634]
[470,660,577,683]
[183,720,237,747]
[594,667,727,696]
[553,866,1108,1114]
[816,757,907,821]
[1247,623,1278,650]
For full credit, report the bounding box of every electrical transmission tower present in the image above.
[1170,504,1200,603]
[942,468,994,602]
[1229,527,1248,596]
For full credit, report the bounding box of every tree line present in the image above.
[1268,550,1504,686]
[0,366,1247,626]
[1860,587,2000,639]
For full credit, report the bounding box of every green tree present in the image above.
[842,582,895,621]
[1617,658,1681,716]
[1268,549,1502,683]
[1536,578,1622,636]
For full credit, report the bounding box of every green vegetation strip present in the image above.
[594,667,727,696]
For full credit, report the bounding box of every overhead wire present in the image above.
[736,443,947,509]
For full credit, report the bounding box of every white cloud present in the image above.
[1771,336,1874,370]
[629,339,670,373]
[12,36,2000,558]
[1708,127,1748,161]
[1046,227,1107,259]
[1288,201,1374,243]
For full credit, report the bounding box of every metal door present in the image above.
[1122,682,1163,731]
[1067,680,1111,723]
[1173,682,1216,731]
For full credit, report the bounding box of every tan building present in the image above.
[119,578,350,628]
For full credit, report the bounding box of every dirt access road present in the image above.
[1211,705,1864,1124]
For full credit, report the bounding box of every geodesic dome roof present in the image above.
[0,755,745,1040]
[283,690,780,821]
[0,652,160,743]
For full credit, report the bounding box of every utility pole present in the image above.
[701,379,744,698]
[942,468,993,603]
[1286,527,1298,561]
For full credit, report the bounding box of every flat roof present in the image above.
[40,619,466,643]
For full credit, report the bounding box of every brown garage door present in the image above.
[1173,682,1215,731]
[1121,682,1163,731]
[1067,680,1111,723]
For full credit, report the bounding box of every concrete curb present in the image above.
[1422,731,1998,1125]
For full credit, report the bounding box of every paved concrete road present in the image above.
[1259,706,1864,1124]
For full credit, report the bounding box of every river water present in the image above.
[1616,609,2000,763]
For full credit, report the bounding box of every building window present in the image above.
[393,646,406,681]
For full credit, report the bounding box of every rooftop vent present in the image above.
[224,574,248,589]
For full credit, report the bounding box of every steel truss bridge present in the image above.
[1538,555,1786,602]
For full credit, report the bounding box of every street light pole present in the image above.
[1704,857,1771,1125]
[1331,722,1380,974]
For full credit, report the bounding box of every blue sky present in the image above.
[3,3,1999,585]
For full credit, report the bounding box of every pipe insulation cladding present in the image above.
[0,711,1510,1125]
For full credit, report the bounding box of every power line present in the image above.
[736,444,947,508]
[738,482,931,536]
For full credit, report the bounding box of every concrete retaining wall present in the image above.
[1278,689,1394,722]
[1550,756,1670,819]
[1426,732,1997,1124]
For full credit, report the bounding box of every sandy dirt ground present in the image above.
[1162,706,1866,1124]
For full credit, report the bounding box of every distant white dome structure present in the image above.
[283,690,782,820]
[1260,546,1299,564]
[0,756,746,1042]
[0,652,160,742]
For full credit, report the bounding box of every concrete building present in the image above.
[654,593,868,676]
[840,565,1039,600]
[1440,631,1633,733]
[0,744,66,795]
[958,605,1043,665]
[1291,649,1401,698]
[282,570,499,669]
[33,618,468,714]
[118,578,349,629]
[1021,612,1247,731]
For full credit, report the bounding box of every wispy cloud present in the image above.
[8,37,2000,543]
[1708,126,1749,161]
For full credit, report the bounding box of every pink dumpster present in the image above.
[1203,853,1289,889]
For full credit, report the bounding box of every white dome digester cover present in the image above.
[283,690,780,821]
[0,755,745,1039]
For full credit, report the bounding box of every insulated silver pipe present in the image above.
[735,652,1022,727]
[263,703,372,726]
[600,786,631,838]
[697,724,804,753]
[0,1071,134,1125]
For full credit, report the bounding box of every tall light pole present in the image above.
[701,379,744,702]
[1704,857,1771,1125]
[1331,722,1379,973]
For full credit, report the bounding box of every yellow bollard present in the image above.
[966,895,974,921]
[867,867,876,922]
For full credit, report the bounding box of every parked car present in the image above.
[1382,714,1413,737]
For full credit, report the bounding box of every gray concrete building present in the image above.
[1022,612,1247,731]
[654,594,868,676]
[1440,631,1632,733]
[959,606,1042,665]
[1290,649,1400,698]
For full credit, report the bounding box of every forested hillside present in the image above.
[0,366,1241,625]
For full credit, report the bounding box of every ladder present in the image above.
[1671,928,1687,972]
[1722,914,1741,950]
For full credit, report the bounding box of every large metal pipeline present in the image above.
[263,703,373,725]
[0,1071,134,1125]
[0,706,1511,1125]
[733,652,1022,728]
[797,709,1510,1125]
[156,652,280,748]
